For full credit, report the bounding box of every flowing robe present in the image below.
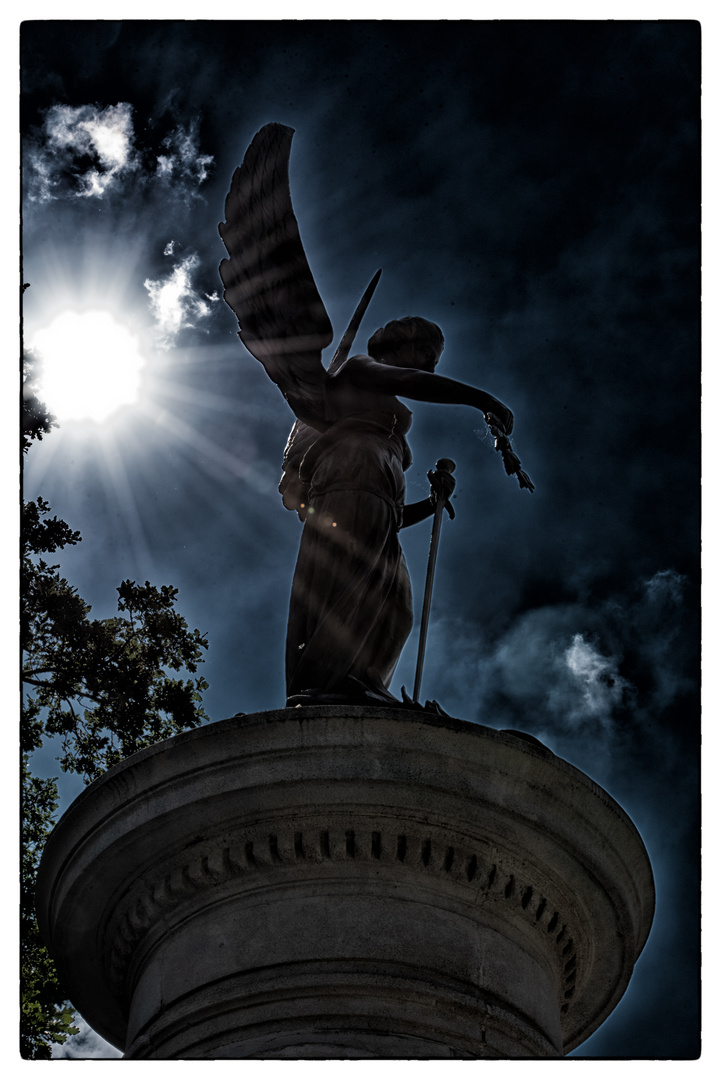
[283,355,414,698]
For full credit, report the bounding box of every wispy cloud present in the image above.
[418,568,690,770]
[156,119,214,193]
[561,632,631,727]
[26,102,138,201]
[144,248,216,347]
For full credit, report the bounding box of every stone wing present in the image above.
[219,123,333,429]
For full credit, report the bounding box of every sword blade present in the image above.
[412,459,455,703]
[327,268,382,372]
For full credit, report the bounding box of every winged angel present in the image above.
[219,124,533,709]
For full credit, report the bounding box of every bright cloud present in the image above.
[25,104,214,204]
[27,103,138,201]
[563,633,629,726]
[144,251,214,347]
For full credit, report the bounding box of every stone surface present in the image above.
[36,707,654,1058]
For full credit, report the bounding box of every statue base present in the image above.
[36,706,654,1058]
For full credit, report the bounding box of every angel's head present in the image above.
[367,316,444,372]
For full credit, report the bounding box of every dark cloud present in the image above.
[21,20,700,1059]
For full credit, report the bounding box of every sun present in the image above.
[31,310,146,424]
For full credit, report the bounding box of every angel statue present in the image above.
[219,124,533,709]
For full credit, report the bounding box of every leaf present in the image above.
[21,497,210,1056]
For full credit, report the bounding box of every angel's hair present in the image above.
[367,316,444,367]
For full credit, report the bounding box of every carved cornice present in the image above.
[106,816,579,1014]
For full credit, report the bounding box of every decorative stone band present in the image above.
[37,707,654,1058]
[105,815,580,1021]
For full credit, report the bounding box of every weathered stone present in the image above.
[36,707,654,1058]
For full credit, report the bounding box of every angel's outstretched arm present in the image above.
[344,356,534,492]
[344,357,514,434]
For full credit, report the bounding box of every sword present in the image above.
[327,268,382,372]
[413,458,456,703]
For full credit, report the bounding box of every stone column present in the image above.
[36,707,654,1058]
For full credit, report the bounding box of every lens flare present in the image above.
[31,310,145,423]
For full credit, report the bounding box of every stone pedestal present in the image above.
[36,707,654,1058]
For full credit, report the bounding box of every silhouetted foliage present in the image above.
[20,755,79,1058]
[22,349,56,454]
[21,413,209,1058]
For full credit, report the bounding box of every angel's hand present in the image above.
[484,416,535,493]
[485,402,514,436]
[428,461,456,518]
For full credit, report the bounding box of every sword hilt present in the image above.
[429,458,456,519]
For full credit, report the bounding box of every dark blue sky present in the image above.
[21,20,700,1059]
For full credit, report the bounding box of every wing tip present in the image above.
[251,122,295,155]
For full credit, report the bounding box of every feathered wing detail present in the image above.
[218,123,332,429]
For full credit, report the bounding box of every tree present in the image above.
[21,413,209,1057]
[22,499,209,781]
[22,347,56,454]
[20,755,79,1057]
